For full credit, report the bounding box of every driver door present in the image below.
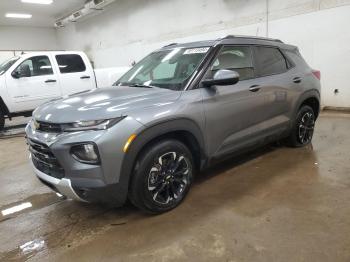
[5,55,61,112]
[201,45,269,158]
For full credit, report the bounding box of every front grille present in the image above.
[27,139,65,179]
[37,121,62,133]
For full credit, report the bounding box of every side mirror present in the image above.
[12,64,31,78]
[11,70,20,79]
[202,69,240,87]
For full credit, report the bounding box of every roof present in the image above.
[161,35,296,50]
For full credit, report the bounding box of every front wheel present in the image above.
[286,105,315,147]
[129,139,194,214]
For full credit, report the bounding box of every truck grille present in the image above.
[37,121,62,133]
[28,139,65,179]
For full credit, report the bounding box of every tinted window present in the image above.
[254,47,287,76]
[210,46,254,80]
[285,49,308,68]
[14,56,53,77]
[56,54,86,73]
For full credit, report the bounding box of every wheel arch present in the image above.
[294,90,320,119]
[118,118,207,197]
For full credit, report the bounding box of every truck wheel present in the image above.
[286,105,315,147]
[129,139,194,214]
[0,111,4,132]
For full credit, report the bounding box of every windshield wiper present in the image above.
[128,83,156,88]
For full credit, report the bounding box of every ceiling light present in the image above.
[21,0,53,4]
[5,13,32,19]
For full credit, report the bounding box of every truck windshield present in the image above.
[0,56,20,75]
[114,47,210,90]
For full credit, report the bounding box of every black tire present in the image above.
[128,139,194,214]
[0,110,4,132]
[286,105,315,147]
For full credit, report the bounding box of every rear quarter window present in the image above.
[55,54,86,74]
[284,49,309,68]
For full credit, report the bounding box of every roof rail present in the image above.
[162,43,178,48]
[220,35,283,43]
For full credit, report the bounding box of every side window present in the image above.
[210,46,254,81]
[254,47,288,77]
[14,56,53,77]
[55,54,86,74]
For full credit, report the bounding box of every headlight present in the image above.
[70,143,100,164]
[62,117,125,132]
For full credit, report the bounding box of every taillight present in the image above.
[312,70,321,80]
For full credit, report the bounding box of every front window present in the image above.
[13,55,53,78]
[209,46,254,80]
[114,47,210,90]
[0,56,20,75]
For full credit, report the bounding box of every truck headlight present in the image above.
[70,143,100,164]
[62,117,125,132]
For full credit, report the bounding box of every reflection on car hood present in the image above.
[33,86,182,123]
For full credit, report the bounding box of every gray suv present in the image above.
[25,35,321,213]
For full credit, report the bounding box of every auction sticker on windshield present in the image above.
[184,47,210,54]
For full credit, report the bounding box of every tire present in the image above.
[128,139,194,214]
[0,110,4,132]
[286,105,315,147]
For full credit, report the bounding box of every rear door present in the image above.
[252,46,292,131]
[5,54,61,112]
[54,53,95,95]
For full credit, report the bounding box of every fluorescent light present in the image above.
[1,202,32,216]
[5,13,32,19]
[21,0,53,4]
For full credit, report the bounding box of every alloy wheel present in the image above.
[298,111,315,144]
[147,151,190,205]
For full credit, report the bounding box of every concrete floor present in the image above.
[0,112,349,262]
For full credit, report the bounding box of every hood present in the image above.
[33,86,182,123]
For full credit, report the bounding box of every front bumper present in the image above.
[30,155,86,201]
[25,117,144,205]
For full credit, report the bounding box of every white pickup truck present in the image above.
[0,51,129,130]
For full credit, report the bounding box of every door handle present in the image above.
[80,75,91,79]
[249,85,261,92]
[293,77,302,83]
[45,79,57,83]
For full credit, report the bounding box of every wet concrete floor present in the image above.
[0,112,349,261]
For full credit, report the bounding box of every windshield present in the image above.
[0,56,20,75]
[114,47,210,90]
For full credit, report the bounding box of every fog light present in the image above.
[71,143,100,164]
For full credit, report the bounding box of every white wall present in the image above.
[56,0,350,108]
[0,25,58,63]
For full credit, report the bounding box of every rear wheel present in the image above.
[287,105,315,147]
[0,110,4,132]
[129,139,194,214]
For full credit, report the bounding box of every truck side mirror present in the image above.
[11,70,20,79]
[12,64,31,79]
